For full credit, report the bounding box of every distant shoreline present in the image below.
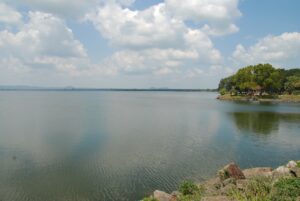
[0,87,218,92]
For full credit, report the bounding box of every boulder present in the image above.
[242,167,272,179]
[218,163,245,180]
[153,190,177,201]
[286,160,298,168]
[272,166,292,178]
[290,167,300,178]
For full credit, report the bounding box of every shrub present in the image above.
[179,181,199,195]
[228,177,272,201]
[142,196,158,201]
[178,181,203,201]
[219,88,227,95]
[271,177,300,201]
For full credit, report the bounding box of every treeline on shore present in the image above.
[218,64,300,96]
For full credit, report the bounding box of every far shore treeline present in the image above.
[218,64,300,95]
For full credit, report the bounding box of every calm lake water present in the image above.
[0,91,299,201]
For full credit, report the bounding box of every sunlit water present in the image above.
[0,91,299,201]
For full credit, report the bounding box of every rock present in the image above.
[274,166,290,174]
[242,167,273,179]
[201,196,233,201]
[290,167,300,177]
[287,160,298,168]
[272,166,293,178]
[153,190,177,201]
[218,163,245,180]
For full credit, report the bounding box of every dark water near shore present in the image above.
[0,91,299,201]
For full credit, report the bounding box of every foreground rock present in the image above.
[218,163,245,180]
[242,167,272,179]
[143,160,300,201]
[153,190,177,201]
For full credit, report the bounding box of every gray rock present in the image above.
[290,167,300,177]
[272,166,293,178]
[153,190,177,201]
[287,160,298,168]
[242,167,273,179]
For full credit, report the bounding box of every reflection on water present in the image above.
[230,112,300,135]
[0,91,299,201]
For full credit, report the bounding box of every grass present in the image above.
[271,177,300,201]
[142,196,158,201]
[228,177,300,201]
[228,177,272,201]
[297,161,300,168]
[178,181,203,201]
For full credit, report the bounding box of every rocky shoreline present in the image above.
[142,161,300,201]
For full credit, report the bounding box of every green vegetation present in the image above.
[218,64,300,96]
[228,177,300,201]
[228,177,272,201]
[178,181,203,201]
[142,197,158,201]
[272,178,300,201]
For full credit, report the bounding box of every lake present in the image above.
[0,91,299,201]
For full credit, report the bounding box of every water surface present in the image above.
[0,91,299,201]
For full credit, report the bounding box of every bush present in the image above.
[228,177,272,201]
[142,196,158,201]
[271,177,300,201]
[219,88,227,95]
[179,181,199,195]
[178,181,203,201]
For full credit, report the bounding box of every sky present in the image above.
[0,0,299,88]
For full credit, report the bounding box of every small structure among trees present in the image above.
[218,64,300,96]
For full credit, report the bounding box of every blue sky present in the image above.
[0,0,299,88]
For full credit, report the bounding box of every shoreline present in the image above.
[142,161,300,201]
[217,94,300,103]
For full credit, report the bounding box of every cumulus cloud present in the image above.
[0,3,22,24]
[0,11,88,74]
[85,2,224,76]
[232,32,300,66]
[165,0,241,36]
[86,3,185,48]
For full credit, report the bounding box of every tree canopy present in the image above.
[218,64,300,95]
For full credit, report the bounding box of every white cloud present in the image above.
[86,3,185,48]
[85,2,223,76]
[0,11,88,74]
[165,0,241,36]
[0,3,22,24]
[233,32,300,66]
